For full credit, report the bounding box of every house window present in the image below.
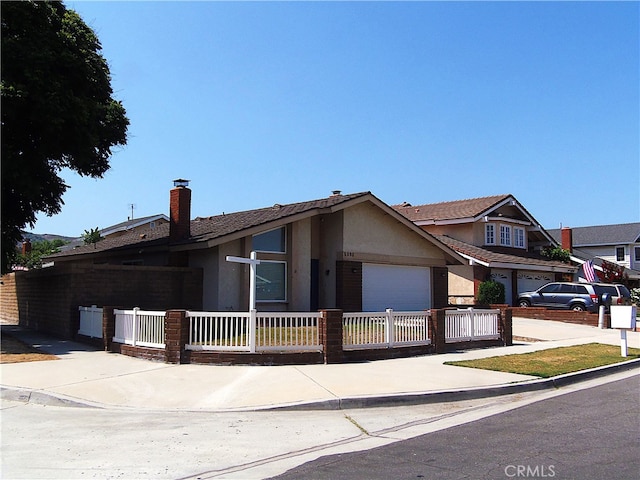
[253,227,286,253]
[256,261,286,302]
[616,246,625,262]
[500,225,511,246]
[485,224,495,245]
[514,227,525,249]
[635,246,640,262]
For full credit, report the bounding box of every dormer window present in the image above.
[485,224,496,245]
[514,227,525,249]
[500,225,511,246]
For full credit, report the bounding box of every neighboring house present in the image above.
[46,182,465,312]
[100,214,169,239]
[58,214,170,252]
[394,194,576,306]
[548,223,640,287]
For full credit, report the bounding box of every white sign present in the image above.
[225,251,261,311]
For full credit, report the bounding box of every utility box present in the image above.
[610,305,637,330]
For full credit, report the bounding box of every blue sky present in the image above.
[33,1,639,237]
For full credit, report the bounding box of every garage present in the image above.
[517,271,554,294]
[362,264,431,312]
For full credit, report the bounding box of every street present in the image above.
[1,370,638,479]
[269,375,640,480]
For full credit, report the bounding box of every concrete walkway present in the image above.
[1,318,638,411]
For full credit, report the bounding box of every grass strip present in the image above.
[444,343,640,378]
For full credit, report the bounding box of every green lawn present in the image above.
[445,343,640,378]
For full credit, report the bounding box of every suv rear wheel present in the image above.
[570,303,586,312]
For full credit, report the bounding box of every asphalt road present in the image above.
[269,376,640,480]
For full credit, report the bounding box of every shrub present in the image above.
[541,246,571,263]
[631,288,640,305]
[477,280,505,306]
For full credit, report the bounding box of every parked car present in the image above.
[517,282,600,312]
[591,283,632,308]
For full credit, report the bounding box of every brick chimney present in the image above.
[561,227,573,252]
[21,239,32,255]
[169,179,191,243]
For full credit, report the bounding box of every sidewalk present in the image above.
[1,318,639,411]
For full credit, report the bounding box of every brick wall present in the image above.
[511,306,608,328]
[2,264,202,338]
[0,273,19,324]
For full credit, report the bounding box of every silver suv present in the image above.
[592,283,632,308]
[517,282,599,312]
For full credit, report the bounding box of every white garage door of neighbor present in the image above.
[490,269,513,305]
[517,271,554,294]
[362,264,431,312]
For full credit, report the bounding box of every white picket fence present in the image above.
[87,305,501,353]
[113,308,166,348]
[186,310,322,353]
[445,308,500,342]
[78,305,103,339]
[343,310,431,349]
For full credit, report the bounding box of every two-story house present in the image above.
[394,194,576,306]
[548,223,640,287]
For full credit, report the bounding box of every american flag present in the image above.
[583,260,596,282]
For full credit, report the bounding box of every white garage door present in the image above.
[362,264,431,312]
[517,271,554,294]
[490,269,513,305]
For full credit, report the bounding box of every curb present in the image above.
[3,358,638,412]
[267,358,640,411]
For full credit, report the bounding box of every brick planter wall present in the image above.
[511,307,609,328]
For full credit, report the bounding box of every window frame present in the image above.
[499,224,512,247]
[513,227,526,249]
[255,260,287,303]
[615,246,625,262]
[485,224,496,246]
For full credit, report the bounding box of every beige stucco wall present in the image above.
[447,265,475,305]
[290,218,312,310]
[342,202,446,266]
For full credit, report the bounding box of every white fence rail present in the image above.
[445,308,500,342]
[186,311,252,351]
[78,305,103,339]
[343,309,431,350]
[186,311,322,352]
[113,308,165,348]
[256,312,322,352]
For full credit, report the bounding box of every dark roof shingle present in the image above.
[394,195,511,222]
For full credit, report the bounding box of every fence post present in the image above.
[165,310,188,364]
[131,307,140,346]
[468,307,475,340]
[102,306,116,352]
[430,309,446,353]
[385,308,394,347]
[320,309,343,364]
[496,305,513,346]
[249,309,257,353]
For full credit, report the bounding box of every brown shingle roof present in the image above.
[433,234,575,270]
[48,192,371,259]
[394,194,511,222]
